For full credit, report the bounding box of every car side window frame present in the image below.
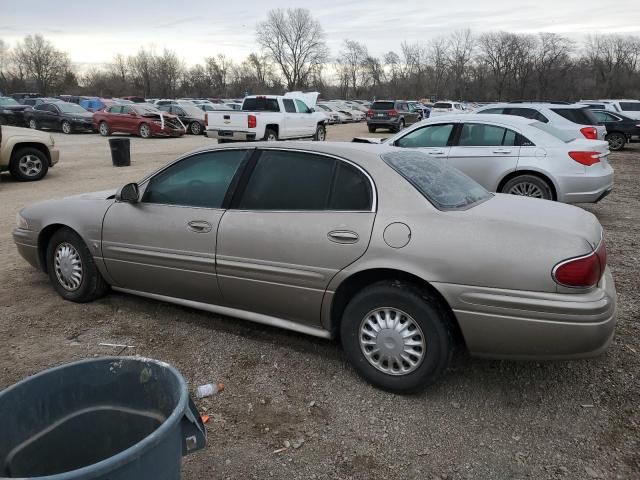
[453,122,522,147]
[139,148,253,210]
[229,148,377,213]
[396,123,458,148]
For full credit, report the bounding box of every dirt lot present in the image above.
[0,123,638,479]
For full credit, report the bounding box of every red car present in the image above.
[93,104,186,138]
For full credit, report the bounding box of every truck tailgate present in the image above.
[207,111,248,130]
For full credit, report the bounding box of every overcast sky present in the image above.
[1,0,640,66]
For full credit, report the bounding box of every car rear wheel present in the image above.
[264,129,278,142]
[368,126,377,133]
[98,121,110,136]
[606,132,626,151]
[502,175,553,200]
[139,123,151,138]
[9,147,49,181]
[340,281,452,393]
[314,124,326,141]
[61,120,72,134]
[189,121,202,135]
[28,119,39,130]
[46,228,109,303]
[394,119,405,133]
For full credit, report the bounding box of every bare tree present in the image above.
[337,39,368,97]
[427,36,449,99]
[478,32,519,100]
[128,48,154,96]
[534,33,574,100]
[12,34,70,95]
[256,8,328,90]
[447,29,474,99]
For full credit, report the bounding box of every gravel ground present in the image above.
[0,123,638,480]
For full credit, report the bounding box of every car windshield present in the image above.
[381,150,492,210]
[0,97,21,106]
[530,121,577,142]
[57,103,88,113]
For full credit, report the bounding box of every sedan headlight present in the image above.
[16,213,30,230]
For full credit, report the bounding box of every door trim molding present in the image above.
[112,287,334,339]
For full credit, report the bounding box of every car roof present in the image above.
[480,102,586,110]
[422,113,538,125]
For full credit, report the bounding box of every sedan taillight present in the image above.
[553,241,607,288]
[580,127,598,139]
[568,151,600,166]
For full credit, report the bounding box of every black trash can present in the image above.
[109,138,131,167]
[0,357,206,480]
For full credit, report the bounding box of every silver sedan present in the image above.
[357,114,614,203]
[13,142,617,392]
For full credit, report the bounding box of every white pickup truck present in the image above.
[205,92,328,142]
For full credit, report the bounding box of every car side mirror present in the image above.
[116,183,139,203]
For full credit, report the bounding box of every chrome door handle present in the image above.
[327,230,359,244]
[187,220,212,233]
[492,149,512,154]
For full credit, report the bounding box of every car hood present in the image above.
[1,104,29,111]
[63,189,118,201]
[2,125,53,143]
[468,193,602,249]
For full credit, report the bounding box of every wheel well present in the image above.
[265,124,279,136]
[11,142,52,166]
[605,130,626,137]
[37,224,68,272]
[496,170,557,200]
[330,268,465,347]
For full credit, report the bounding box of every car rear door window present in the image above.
[504,107,548,123]
[329,162,373,211]
[620,102,640,112]
[457,123,518,147]
[478,108,504,114]
[142,150,246,208]
[283,99,296,113]
[120,106,132,114]
[550,108,597,125]
[396,124,455,148]
[237,151,335,210]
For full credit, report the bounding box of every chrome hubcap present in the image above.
[62,122,71,133]
[318,128,325,141]
[608,136,624,149]
[508,182,544,198]
[141,125,150,137]
[54,242,83,291]
[100,123,108,135]
[29,120,36,129]
[192,123,201,134]
[18,155,43,177]
[359,308,426,376]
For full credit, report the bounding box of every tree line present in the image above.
[1,8,639,101]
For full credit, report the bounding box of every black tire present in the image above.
[314,124,326,141]
[501,174,553,200]
[368,125,377,133]
[9,147,49,181]
[98,121,110,136]
[46,228,109,303]
[340,281,453,393]
[605,132,626,151]
[138,123,151,138]
[189,121,202,135]
[61,120,72,134]
[264,128,278,142]
[28,118,39,130]
[394,119,405,133]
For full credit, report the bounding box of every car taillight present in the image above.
[248,114,256,129]
[568,151,600,166]
[553,241,606,288]
[580,127,598,139]
[204,112,208,125]
[388,109,398,117]
[367,109,374,118]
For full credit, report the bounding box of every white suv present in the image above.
[474,103,606,141]
[430,101,466,117]
[596,100,640,120]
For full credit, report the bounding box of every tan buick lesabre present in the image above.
[13,142,616,392]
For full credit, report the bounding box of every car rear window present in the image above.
[550,108,598,125]
[433,102,452,109]
[242,97,280,112]
[372,101,395,110]
[620,102,640,112]
[381,150,492,211]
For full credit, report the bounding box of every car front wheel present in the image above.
[502,175,553,200]
[314,124,326,141]
[340,281,452,393]
[46,228,109,303]
[138,123,152,138]
[98,121,110,136]
[61,120,72,134]
[9,147,49,181]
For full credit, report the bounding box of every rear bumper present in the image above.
[206,129,257,141]
[556,166,614,203]
[367,118,400,128]
[436,268,617,359]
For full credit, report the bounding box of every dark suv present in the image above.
[366,100,421,133]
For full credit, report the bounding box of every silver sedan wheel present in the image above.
[28,119,37,129]
[139,124,151,138]
[62,121,72,134]
[507,182,544,198]
[359,308,426,376]
[18,154,43,178]
[54,242,83,291]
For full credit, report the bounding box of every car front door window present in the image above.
[396,124,455,148]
